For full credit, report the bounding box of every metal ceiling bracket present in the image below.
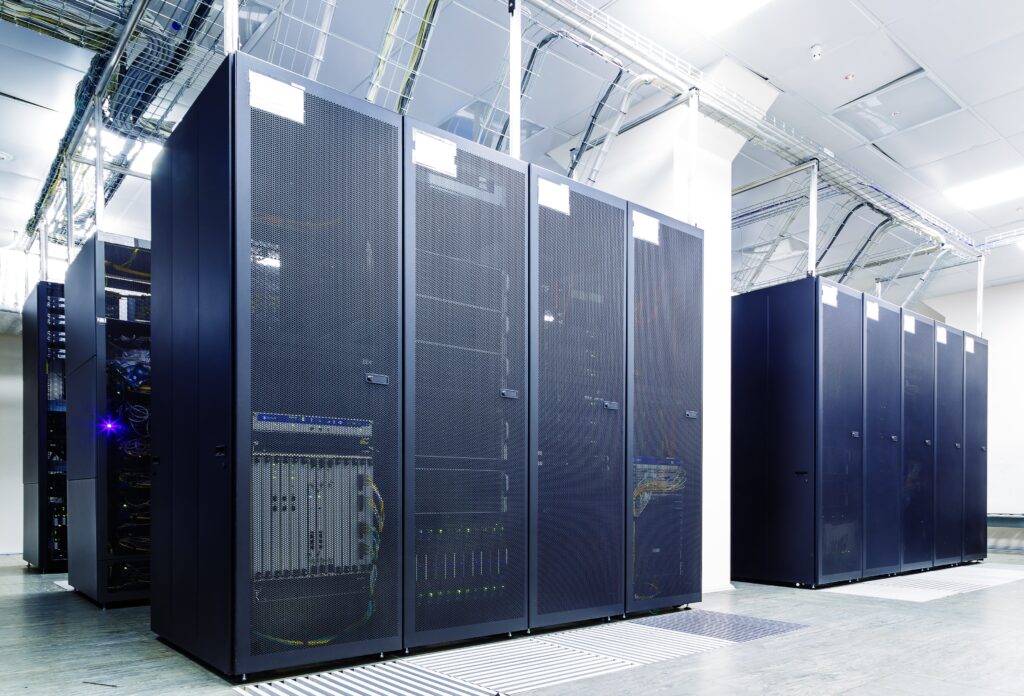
[508,0,522,158]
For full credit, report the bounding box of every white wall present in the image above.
[929,281,1024,515]
[0,333,23,553]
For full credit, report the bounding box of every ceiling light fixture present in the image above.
[671,0,775,35]
[945,166,1024,210]
[843,73,856,81]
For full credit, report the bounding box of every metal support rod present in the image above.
[688,89,699,226]
[72,155,151,180]
[808,160,818,276]
[224,0,239,55]
[40,223,48,282]
[65,158,74,262]
[308,0,337,80]
[976,255,985,336]
[902,249,948,307]
[508,0,522,159]
[367,0,409,105]
[731,160,819,196]
[93,101,104,233]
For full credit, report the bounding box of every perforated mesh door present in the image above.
[534,181,625,621]
[934,328,964,565]
[818,283,864,582]
[409,131,527,639]
[901,314,935,570]
[963,338,987,560]
[629,212,702,610]
[248,85,402,656]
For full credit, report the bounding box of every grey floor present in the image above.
[4,553,1024,696]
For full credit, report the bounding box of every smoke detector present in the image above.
[0,151,13,162]
[810,44,823,61]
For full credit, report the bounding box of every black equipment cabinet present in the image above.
[934,323,965,566]
[901,310,936,571]
[65,235,152,603]
[23,281,68,572]
[403,122,529,647]
[962,333,988,561]
[151,54,404,675]
[731,277,867,586]
[862,297,902,577]
[528,168,626,628]
[626,204,703,611]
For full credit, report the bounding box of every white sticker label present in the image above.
[821,285,838,308]
[249,70,304,124]
[936,326,947,344]
[966,336,975,353]
[866,300,879,321]
[537,178,571,215]
[903,314,916,334]
[632,211,660,245]
[412,129,457,177]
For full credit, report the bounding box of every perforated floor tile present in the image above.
[822,563,1024,602]
[240,661,495,696]
[637,608,806,642]
[534,621,733,664]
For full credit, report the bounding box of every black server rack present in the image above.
[404,122,529,646]
[151,54,404,675]
[962,333,988,561]
[528,168,626,628]
[900,310,935,571]
[731,277,869,586]
[22,281,68,572]
[862,297,902,577]
[65,235,152,603]
[626,204,702,611]
[934,323,965,566]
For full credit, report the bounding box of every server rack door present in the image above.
[901,312,935,570]
[626,205,702,612]
[962,335,988,561]
[934,325,965,565]
[404,123,529,646]
[22,284,43,568]
[862,297,902,576]
[529,169,626,628]
[816,280,863,584]
[237,57,404,671]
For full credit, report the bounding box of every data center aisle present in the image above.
[5,553,1024,695]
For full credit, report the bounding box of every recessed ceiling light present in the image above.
[891,111,900,117]
[0,151,13,162]
[669,0,776,35]
[843,73,856,81]
[945,166,1024,210]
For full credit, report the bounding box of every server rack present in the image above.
[962,333,988,561]
[731,277,868,586]
[404,122,529,646]
[934,323,965,566]
[23,281,68,572]
[862,297,902,577]
[65,235,152,603]
[626,204,703,611]
[151,54,404,675]
[900,310,936,571]
[528,168,626,628]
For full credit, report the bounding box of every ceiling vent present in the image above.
[833,71,958,141]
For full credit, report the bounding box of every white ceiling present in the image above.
[0,22,91,246]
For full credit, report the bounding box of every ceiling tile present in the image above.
[766,93,862,153]
[600,0,725,68]
[973,89,1024,138]
[1009,133,1024,156]
[933,33,1024,105]
[714,0,877,79]
[0,21,93,72]
[969,198,1024,230]
[0,47,85,114]
[832,74,958,141]
[873,109,1000,169]
[911,140,1024,191]
[770,30,919,113]
[882,0,1024,65]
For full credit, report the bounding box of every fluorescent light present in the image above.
[671,0,775,35]
[945,166,1024,210]
[130,142,163,174]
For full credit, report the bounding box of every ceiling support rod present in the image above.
[65,156,74,262]
[731,160,818,196]
[507,0,522,158]
[224,0,240,55]
[976,255,985,336]
[93,101,104,234]
[807,159,818,276]
[902,249,949,308]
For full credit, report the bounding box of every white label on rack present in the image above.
[904,314,916,334]
[412,129,457,177]
[118,296,128,321]
[249,70,304,124]
[936,326,947,344]
[866,300,879,321]
[821,285,838,308]
[537,178,571,215]
[633,211,660,245]
[966,336,975,353]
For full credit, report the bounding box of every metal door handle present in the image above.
[925,439,932,446]
[500,389,519,399]
[891,435,899,443]
[981,445,987,452]
[366,373,390,385]
[603,401,619,411]
[851,431,860,438]
[955,442,961,449]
